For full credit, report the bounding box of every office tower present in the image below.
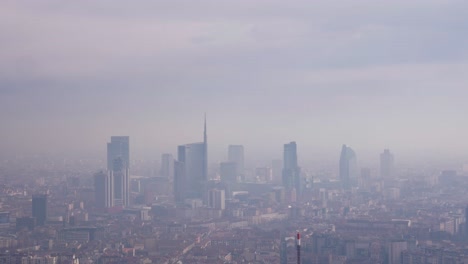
[228,145,244,179]
[107,136,130,170]
[94,171,114,208]
[282,142,301,195]
[178,143,206,199]
[111,157,129,207]
[272,159,283,184]
[256,167,273,182]
[160,153,174,178]
[380,149,394,178]
[32,194,47,226]
[178,145,186,163]
[219,162,236,199]
[339,145,358,190]
[208,189,225,210]
[360,168,371,189]
[220,162,238,184]
[175,117,208,200]
[174,161,186,203]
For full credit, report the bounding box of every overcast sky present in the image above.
[1,0,468,165]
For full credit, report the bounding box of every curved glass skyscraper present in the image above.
[339,144,357,190]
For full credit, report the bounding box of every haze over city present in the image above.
[2,2,468,263]
[1,1,468,166]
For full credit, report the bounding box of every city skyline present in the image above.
[2,1,468,263]
[0,118,466,166]
[1,1,468,165]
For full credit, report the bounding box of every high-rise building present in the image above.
[160,153,174,178]
[360,168,371,189]
[339,144,358,190]
[32,194,47,226]
[380,149,395,178]
[220,162,238,184]
[272,159,283,185]
[174,117,208,200]
[228,145,244,180]
[282,142,301,195]
[178,143,206,199]
[106,137,130,208]
[94,171,113,208]
[174,161,186,203]
[208,189,225,210]
[107,136,130,171]
[111,157,129,207]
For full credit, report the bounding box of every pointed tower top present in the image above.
[204,113,207,143]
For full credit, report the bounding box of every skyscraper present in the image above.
[380,149,395,178]
[107,137,130,207]
[173,161,186,203]
[107,136,129,170]
[32,194,47,226]
[111,157,129,207]
[160,153,174,178]
[339,144,358,190]
[174,117,208,200]
[360,168,371,190]
[220,162,238,184]
[282,142,301,195]
[94,171,113,208]
[272,159,283,185]
[208,189,225,210]
[228,145,244,180]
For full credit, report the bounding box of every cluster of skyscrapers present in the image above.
[92,117,396,210]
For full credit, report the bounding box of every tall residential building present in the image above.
[208,189,225,210]
[174,117,208,200]
[380,149,395,178]
[107,136,130,170]
[339,144,358,190]
[160,153,174,178]
[32,194,47,226]
[282,142,301,195]
[174,161,186,203]
[228,145,244,179]
[111,157,129,207]
[94,171,113,208]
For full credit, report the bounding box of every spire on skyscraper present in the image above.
[204,113,208,180]
[204,113,207,145]
[175,115,209,202]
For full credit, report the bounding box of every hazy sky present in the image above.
[1,0,468,164]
